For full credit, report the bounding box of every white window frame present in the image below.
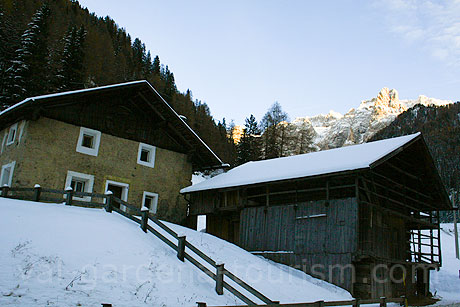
[76,127,101,157]
[104,180,129,212]
[0,161,16,187]
[142,191,159,214]
[65,170,94,202]
[6,123,18,146]
[137,143,156,168]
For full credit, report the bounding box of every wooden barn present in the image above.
[181,133,452,299]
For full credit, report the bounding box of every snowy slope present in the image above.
[0,198,351,306]
[294,88,452,151]
[432,224,460,304]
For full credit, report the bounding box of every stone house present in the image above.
[0,80,226,223]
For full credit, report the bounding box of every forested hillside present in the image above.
[0,0,235,164]
[371,102,460,219]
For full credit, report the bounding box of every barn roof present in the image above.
[181,133,424,193]
[0,80,227,170]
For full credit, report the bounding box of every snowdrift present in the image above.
[0,198,351,306]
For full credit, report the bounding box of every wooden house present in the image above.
[181,133,452,299]
[0,80,226,223]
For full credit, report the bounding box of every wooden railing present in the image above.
[199,296,406,307]
[0,185,276,306]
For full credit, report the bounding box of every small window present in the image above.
[65,171,94,201]
[6,123,18,146]
[71,179,86,193]
[142,191,158,213]
[0,161,15,187]
[76,127,101,157]
[81,134,94,148]
[137,143,156,168]
[140,149,150,162]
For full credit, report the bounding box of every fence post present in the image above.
[65,186,73,206]
[380,297,387,307]
[216,263,224,295]
[196,303,207,307]
[140,207,149,233]
[1,184,9,197]
[316,300,325,307]
[354,298,360,307]
[34,184,41,202]
[105,191,113,213]
[177,235,186,262]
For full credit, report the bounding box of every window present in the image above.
[76,127,101,157]
[65,171,94,201]
[0,161,15,187]
[105,180,130,212]
[6,123,18,146]
[142,191,158,213]
[71,179,86,193]
[137,143,156,168]
[81,134,94,148]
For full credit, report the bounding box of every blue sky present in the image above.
[78,0,460,125]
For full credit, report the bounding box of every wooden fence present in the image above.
[199,297,406,307]
[0,185,277,306]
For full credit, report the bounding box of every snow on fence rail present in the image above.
[0,184,276,306]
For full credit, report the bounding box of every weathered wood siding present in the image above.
[239,197,358,291]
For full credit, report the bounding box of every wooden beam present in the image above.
[386,161,421,181]
[372,171,432,200]
[359,200,437,229]
[362,176,437,211]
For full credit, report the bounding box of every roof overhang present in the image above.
[0,80,226,171]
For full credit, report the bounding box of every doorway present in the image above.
[105,180,129,212]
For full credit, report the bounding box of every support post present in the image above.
[196,303,206,307]
[33,184,41,202]
[453,192,459,260]
[216,263,224,295]
[105,191,113,213]
[380,297,387,307]
[354,298,360,307]
[65,186,73,206]
[140,207,149,233]
[1,184,9,197]
[177,236,186,262]
[316,300,325,307]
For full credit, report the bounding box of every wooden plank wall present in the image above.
[239,197,358,291]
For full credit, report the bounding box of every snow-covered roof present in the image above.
[181,133,421,193]
[0,80,227,169]
[0,80,146,117]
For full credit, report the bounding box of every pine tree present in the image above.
[0,6,19,102]
[260,101,289,159]
[162,65,176,99]
[56,25,87,90]
[152,55,161,76]
[236,114,262,165]
[132,37,146,79]
[1,4,51,107]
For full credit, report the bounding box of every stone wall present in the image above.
[0,117,193,223]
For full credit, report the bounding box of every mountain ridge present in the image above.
[293,87,453,151]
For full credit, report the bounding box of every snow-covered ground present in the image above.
[1,198,458,306]
[0,198,351,306]
[432,224,460,305]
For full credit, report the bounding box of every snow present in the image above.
[0,80,146,117]
[292,89,453,151]
[296,214,327,220]
[181,133,420,193]
[431,223,460,304]
[0,81,226,169]
[0,198,351,306]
